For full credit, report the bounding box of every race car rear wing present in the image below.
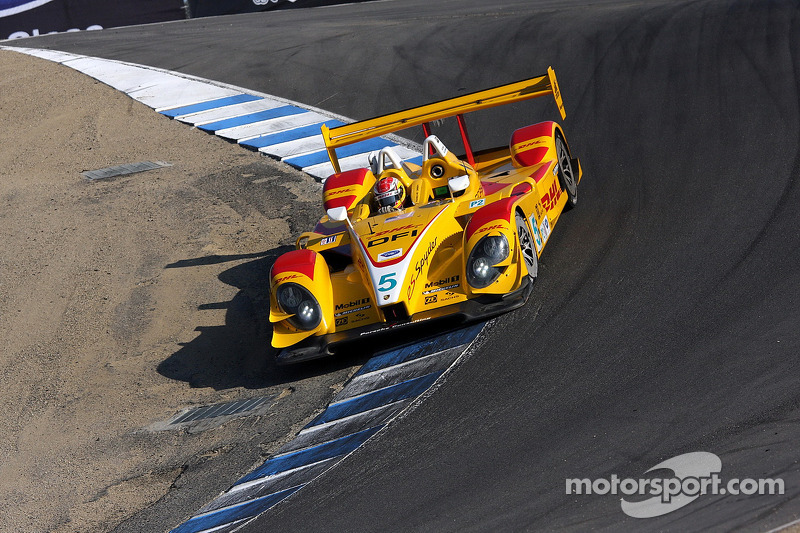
[321,66,566,173]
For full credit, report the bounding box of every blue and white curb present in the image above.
[171,323,485,533]
[1,46,423,181]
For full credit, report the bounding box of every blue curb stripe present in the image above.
[170,486,302,533]
[309,371,445,428]
[358,323,485,376]
[235,425,384,486]
[240,120,346,150]
[159,94,262,118]
[406,155,424,166]
[197,457,338,516]
[197,105,307,132]
[284,137,397,169]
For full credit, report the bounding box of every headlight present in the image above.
[466,234,509,288]
[276,283,322,330]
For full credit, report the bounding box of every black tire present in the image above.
[556,134,578,209]
[515,212,538,281]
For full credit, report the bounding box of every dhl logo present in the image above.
[373,224,419,237]
[476,223,505,235]
[541,180,562,211]
[275,273,301,283]
[514,138,546,151]
[325,187,355,198]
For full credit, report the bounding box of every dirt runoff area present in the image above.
[0,49,361,532]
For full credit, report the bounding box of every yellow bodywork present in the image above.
[270,68,582,354]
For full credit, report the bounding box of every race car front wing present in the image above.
[275,277,533,364]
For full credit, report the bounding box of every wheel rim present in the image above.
[557,137,577,196]
[517,215,538,279]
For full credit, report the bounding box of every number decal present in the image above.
[378,273,397,292]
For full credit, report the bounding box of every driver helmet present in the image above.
[373,176,406,211]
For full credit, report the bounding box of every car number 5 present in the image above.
[378,273,397,292]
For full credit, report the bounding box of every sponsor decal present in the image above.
[377,248,403,262]
[540,216,551,245]
[334,304,371,317]
[541,180,563,211]
[370,224,419,237]
[469,199,486,209]
[335,298,370,312]
[350,311,370,324]
[424,295,438,305]
[552,77,562,108]
[335,317,348,327]
[358,316,433,336]
[274,273,301,283]
[320,235,338,246]
[534,201,544,221]
[423,276,460,294]
[514,138,547,151]
[423,282,460,295]
[406,237,438,299]
[425,275,460,288]
[531,215,542,250]
[325,186,355,197]
[367,224,420,248]
[531,214,551,251]
[476,223,505,236]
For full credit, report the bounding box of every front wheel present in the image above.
[516,212,538,281]
[556,135,578,209]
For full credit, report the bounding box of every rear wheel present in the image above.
[516,212,538,281]
[556,135,578,209]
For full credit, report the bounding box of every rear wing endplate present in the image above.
[322,66,566,173]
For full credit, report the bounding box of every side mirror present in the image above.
[327,206,349,222]
[448,174,470,194]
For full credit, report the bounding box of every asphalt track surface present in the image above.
[10,0,800,530]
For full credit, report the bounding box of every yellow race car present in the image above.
[270,67,582,363]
